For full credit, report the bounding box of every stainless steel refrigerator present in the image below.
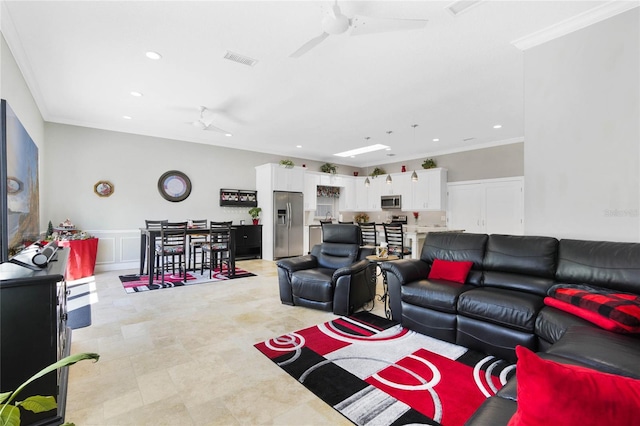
[273,191,304,259]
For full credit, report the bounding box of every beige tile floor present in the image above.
[66,259,387,425]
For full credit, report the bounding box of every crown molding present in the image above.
[512,1,639,51]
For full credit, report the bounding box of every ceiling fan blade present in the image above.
[290,32,330,58]
[350,15,427,36]
[204,123,232,135]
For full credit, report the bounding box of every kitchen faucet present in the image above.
[325,212,332,221]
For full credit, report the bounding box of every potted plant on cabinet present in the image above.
[371,167,386,177]
[279,159,294,168]
[248,207,262,225]
[422,158,437,169]
[320,163,337,174]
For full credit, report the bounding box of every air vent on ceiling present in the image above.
[224,51,258,67]
[446,0,483,16]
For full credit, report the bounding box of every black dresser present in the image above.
[0,246,70,426]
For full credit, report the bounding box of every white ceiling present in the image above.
[1,0,623,167]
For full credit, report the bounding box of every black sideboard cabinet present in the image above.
[0,247,71,426]
[234,225,262,260]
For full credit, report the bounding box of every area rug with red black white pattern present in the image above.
[254,312,515,426]
[119,265,255,293]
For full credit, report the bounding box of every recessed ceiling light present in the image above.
[145,51,162,60]
[493,124,502,129]
[225,133,232,137]
[130,91,143,97]
[122,115,132,120]
[296,145,302,148]
[334,144,389,157]
[433,138,440,142]
[385,148,392,151]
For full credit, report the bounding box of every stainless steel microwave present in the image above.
[381,195,402,210]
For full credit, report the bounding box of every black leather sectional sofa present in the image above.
[380,232,640,425]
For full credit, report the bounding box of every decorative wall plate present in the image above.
[158,170,191,202]
[94,180,114,197]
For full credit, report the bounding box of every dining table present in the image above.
[139,226,236,286]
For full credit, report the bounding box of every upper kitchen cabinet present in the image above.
[409,168,447,211]
[338,176,356,211]
[271,164,305,192]
[303,172,320,211]
[354,176,381,211]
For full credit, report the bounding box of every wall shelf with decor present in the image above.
[219,189,258,207]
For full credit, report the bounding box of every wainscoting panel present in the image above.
[87,229,140,272]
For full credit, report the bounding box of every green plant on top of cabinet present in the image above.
[320,163,337,174]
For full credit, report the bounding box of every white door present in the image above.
[485,179,524,235]
[447,183,485,233]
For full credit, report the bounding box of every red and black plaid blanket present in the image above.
[546,284,640,333]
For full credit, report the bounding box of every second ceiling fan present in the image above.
[290,1,428,58]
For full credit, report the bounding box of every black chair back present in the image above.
[383,222,411,258]
[358,222,377,246]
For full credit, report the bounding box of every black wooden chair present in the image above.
[201,221,235,278]
[187,219,208,271]
[358,222,378,247]
[383,222,411,258]
[144,219,167,275]
[155,221,188,284]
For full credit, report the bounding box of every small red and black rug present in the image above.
[255,312,515,426]
[119,266,255,293]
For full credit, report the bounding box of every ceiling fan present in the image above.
[290,0,428,58]
[190,106,232,135]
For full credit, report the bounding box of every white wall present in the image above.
[524,8,639,242]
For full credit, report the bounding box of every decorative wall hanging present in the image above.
[1,100,40,261]
[94,180,114,197]
[317,185,340,198]
[158,170,192,202]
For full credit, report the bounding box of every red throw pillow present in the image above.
[427,259,473,284]
[508,346,640,426]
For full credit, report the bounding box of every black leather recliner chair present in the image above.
[276,224,375,315]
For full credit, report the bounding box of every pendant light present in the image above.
[364,137,371,187]
[411,124,419,182]
[386,131,393,184]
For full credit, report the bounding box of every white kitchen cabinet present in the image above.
[318,173,344,187]
[447,177,524,235]
[354,177,381,211]
[303,172,320,211]
[338,176,356,211]
[272,164,305,192]
[410,168,447,211]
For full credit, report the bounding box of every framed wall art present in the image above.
[157,170,191,202]
[94,180,114,197]
[0,99,40,261]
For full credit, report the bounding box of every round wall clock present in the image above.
[158,170,192,202]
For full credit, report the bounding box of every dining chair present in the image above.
[187,219,208,271]
[201,221,235,278]
[338,221,354,224]
[155,221,188,285]
[358,222,378,247]
[383,222,411,258]
[144,219,167,275]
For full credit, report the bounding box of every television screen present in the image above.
[1,99,40,261]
